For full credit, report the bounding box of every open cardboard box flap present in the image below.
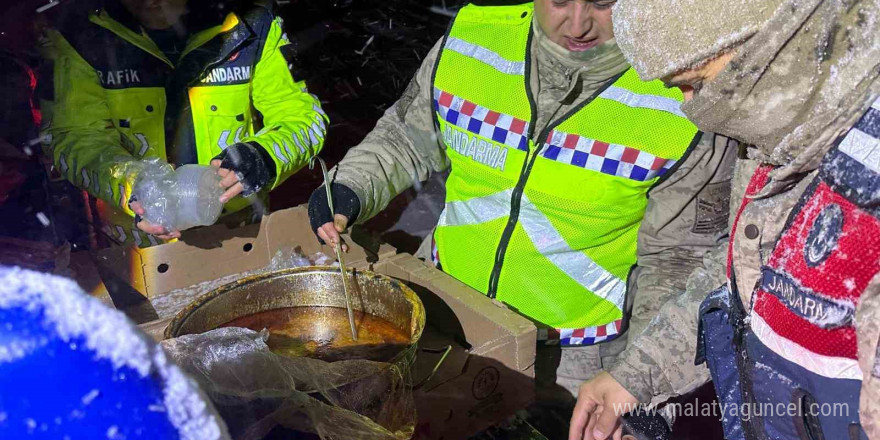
[374,253,535,374]
[95,206,395,299]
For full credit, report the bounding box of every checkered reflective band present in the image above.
[542,129,677,181]
[538,320,623,345]
[434,87,530,152]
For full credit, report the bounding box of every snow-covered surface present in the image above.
[0,267,153,375]
[0,267,229,440]
[0,333,47,364]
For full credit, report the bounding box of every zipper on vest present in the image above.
[485,68,626,299]
[486,26,539,299]
[486,133,543,298]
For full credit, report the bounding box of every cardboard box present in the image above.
[94,206,536,440]
[95,206,395,309]
[376,254,536,440]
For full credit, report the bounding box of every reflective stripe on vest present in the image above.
[444,37,525,76]
[598,86,687,118]
[438,189,626,308]
[542,129,678,181]
[439,189,628,344]
[433,3,697,341]
[435,87,529,154]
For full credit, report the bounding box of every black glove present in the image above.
[308,183,361,244]
[213,142,276,196]
[621,407,671,440]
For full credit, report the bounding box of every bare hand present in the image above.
[316,214,350,252]
[129,200,181,241]
[211,159,243,203]
[569,372,639,440]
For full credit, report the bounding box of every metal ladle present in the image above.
[309,157,358,341]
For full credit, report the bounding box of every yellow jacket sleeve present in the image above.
[242,17,328,189]
[45,29,140,216]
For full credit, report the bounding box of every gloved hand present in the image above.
[211,142,276,202]
[307,183,360,249]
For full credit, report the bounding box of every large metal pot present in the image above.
[164,267,425,438]
[165,266,425,348]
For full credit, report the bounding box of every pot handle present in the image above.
[413,345,452,390]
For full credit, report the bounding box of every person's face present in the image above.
[661,51,736,101]
[119,0,188,30]
[534,0,616,52]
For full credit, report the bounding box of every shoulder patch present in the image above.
[692,180,731,235]
[803,203,843,267]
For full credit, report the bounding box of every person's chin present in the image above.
[564,37,600,52]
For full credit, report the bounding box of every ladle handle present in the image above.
[309,156,337,219]
[310,156,358,341]
[335,242,358,341]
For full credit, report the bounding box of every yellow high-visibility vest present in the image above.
[433,3,698,344]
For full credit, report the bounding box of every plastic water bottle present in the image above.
[173,165,224,231]
[137,165,224,232]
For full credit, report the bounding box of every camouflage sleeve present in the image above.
[610,243,728,403]
[331,39,449,223]
[857,277,880,437]
[611,133,737,402]
[626,133,737,342]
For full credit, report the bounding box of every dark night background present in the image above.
[0,0,466,254]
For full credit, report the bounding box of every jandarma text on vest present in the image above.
[202,65,252,84]
[443,125,510,171]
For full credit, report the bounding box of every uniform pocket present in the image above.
[105,88,166,158]
[189,84,251,162]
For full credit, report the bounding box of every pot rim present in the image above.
[163,265,426,345]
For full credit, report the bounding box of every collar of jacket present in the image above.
[531,18,630,103]
[93,2,253,68]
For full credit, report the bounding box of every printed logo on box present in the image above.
[471,366,500,400]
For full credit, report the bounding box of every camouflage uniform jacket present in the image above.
[332,22,737,356]
[610,95,880,438]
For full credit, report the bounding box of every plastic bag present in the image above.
[131,159,177,229]
[132,160,224,232]
[152,248,421,439]
[161,327,417,440]
[266,246,338,272]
